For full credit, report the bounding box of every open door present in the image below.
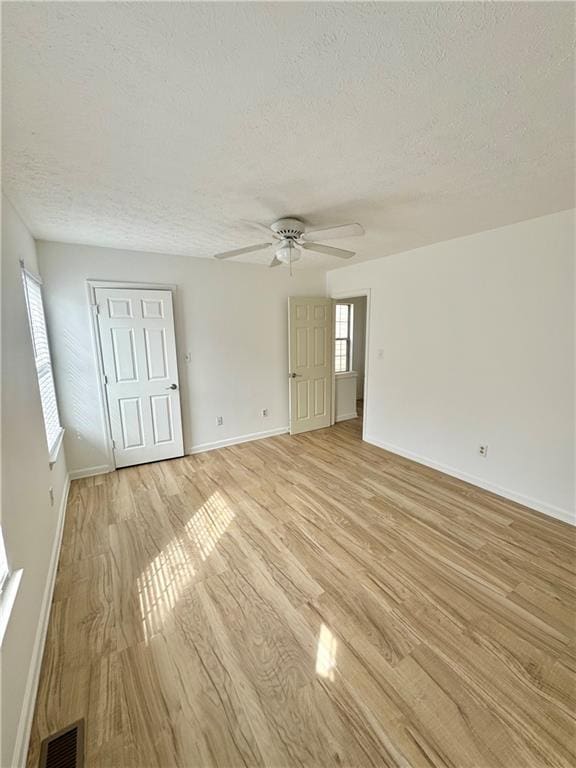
[288,297,333,435]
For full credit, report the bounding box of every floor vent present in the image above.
[39,720,84,768]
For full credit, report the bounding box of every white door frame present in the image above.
[330,288,371,438]
[86,279,179,471]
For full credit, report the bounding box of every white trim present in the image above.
[187,426,289,455]
[69,464,112,480]
[336,412,358,423]
[0,569,24,648]
[364,435,575,526]
[330,300,336,426]
[68,429,290,477]
[48,427,65,468]
[11,473,71,768]
[87,279,178,291]
[335,370,358,380]
[85,285,115,470]
[19,261,43,286]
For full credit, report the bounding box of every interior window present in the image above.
[0,528,8,596]
[335,303,352,373]
[21,266,63,459]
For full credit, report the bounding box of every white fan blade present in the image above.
[301,242,355,259]
[269,256,282,268]
[243,220,282,239]
[214,242,272,260]
[303,222,364,241]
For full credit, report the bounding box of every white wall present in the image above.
[335,372,358,421]
[1,196,69,767]
[328,210,575,523]
[36,241,325,476]
[350,296,367,399]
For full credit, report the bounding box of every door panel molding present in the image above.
[118,397,145,449]
[150,394,174,444]
[144,327,168,380]
[111,327,138,382]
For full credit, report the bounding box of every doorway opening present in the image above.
[332,293,368,439]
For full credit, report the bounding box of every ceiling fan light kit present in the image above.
[213,218,365,270]
[276,240,300,263]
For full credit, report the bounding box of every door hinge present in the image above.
[112,439,116,449]
[104,374,109,384]
[93,303,101,315]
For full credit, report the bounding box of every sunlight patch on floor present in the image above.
[185,490,235,560]
[137,491,235,640]
[137,536,195,640]
[315,623,338,681]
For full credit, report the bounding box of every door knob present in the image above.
[166,383,178,390]
[289,373,301,379]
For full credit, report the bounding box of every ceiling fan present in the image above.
[213,218,365,269]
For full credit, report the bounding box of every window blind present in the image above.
[0,528,8,595]
[22,268,63,457]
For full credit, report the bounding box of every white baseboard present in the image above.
[336,412,357,423]
[67,430,291,478]
[11,473,71,768]
[364,435,575,526]
[68,464,112,480]
[187,426,289,455]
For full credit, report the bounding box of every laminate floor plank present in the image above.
[27,418,575,767]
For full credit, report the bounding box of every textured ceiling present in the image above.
[2,2,575,269]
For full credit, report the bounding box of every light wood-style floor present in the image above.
[27,417,575,767]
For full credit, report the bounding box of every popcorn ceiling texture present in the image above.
[2,1,574,268]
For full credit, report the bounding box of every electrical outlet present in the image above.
[479,444,488,458]
[262,408,269,417]
[216,416,223,426]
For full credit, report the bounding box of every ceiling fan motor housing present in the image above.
[271,218,305,240]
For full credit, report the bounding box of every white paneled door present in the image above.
[288,297,333,435]
[95,288,184,468]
